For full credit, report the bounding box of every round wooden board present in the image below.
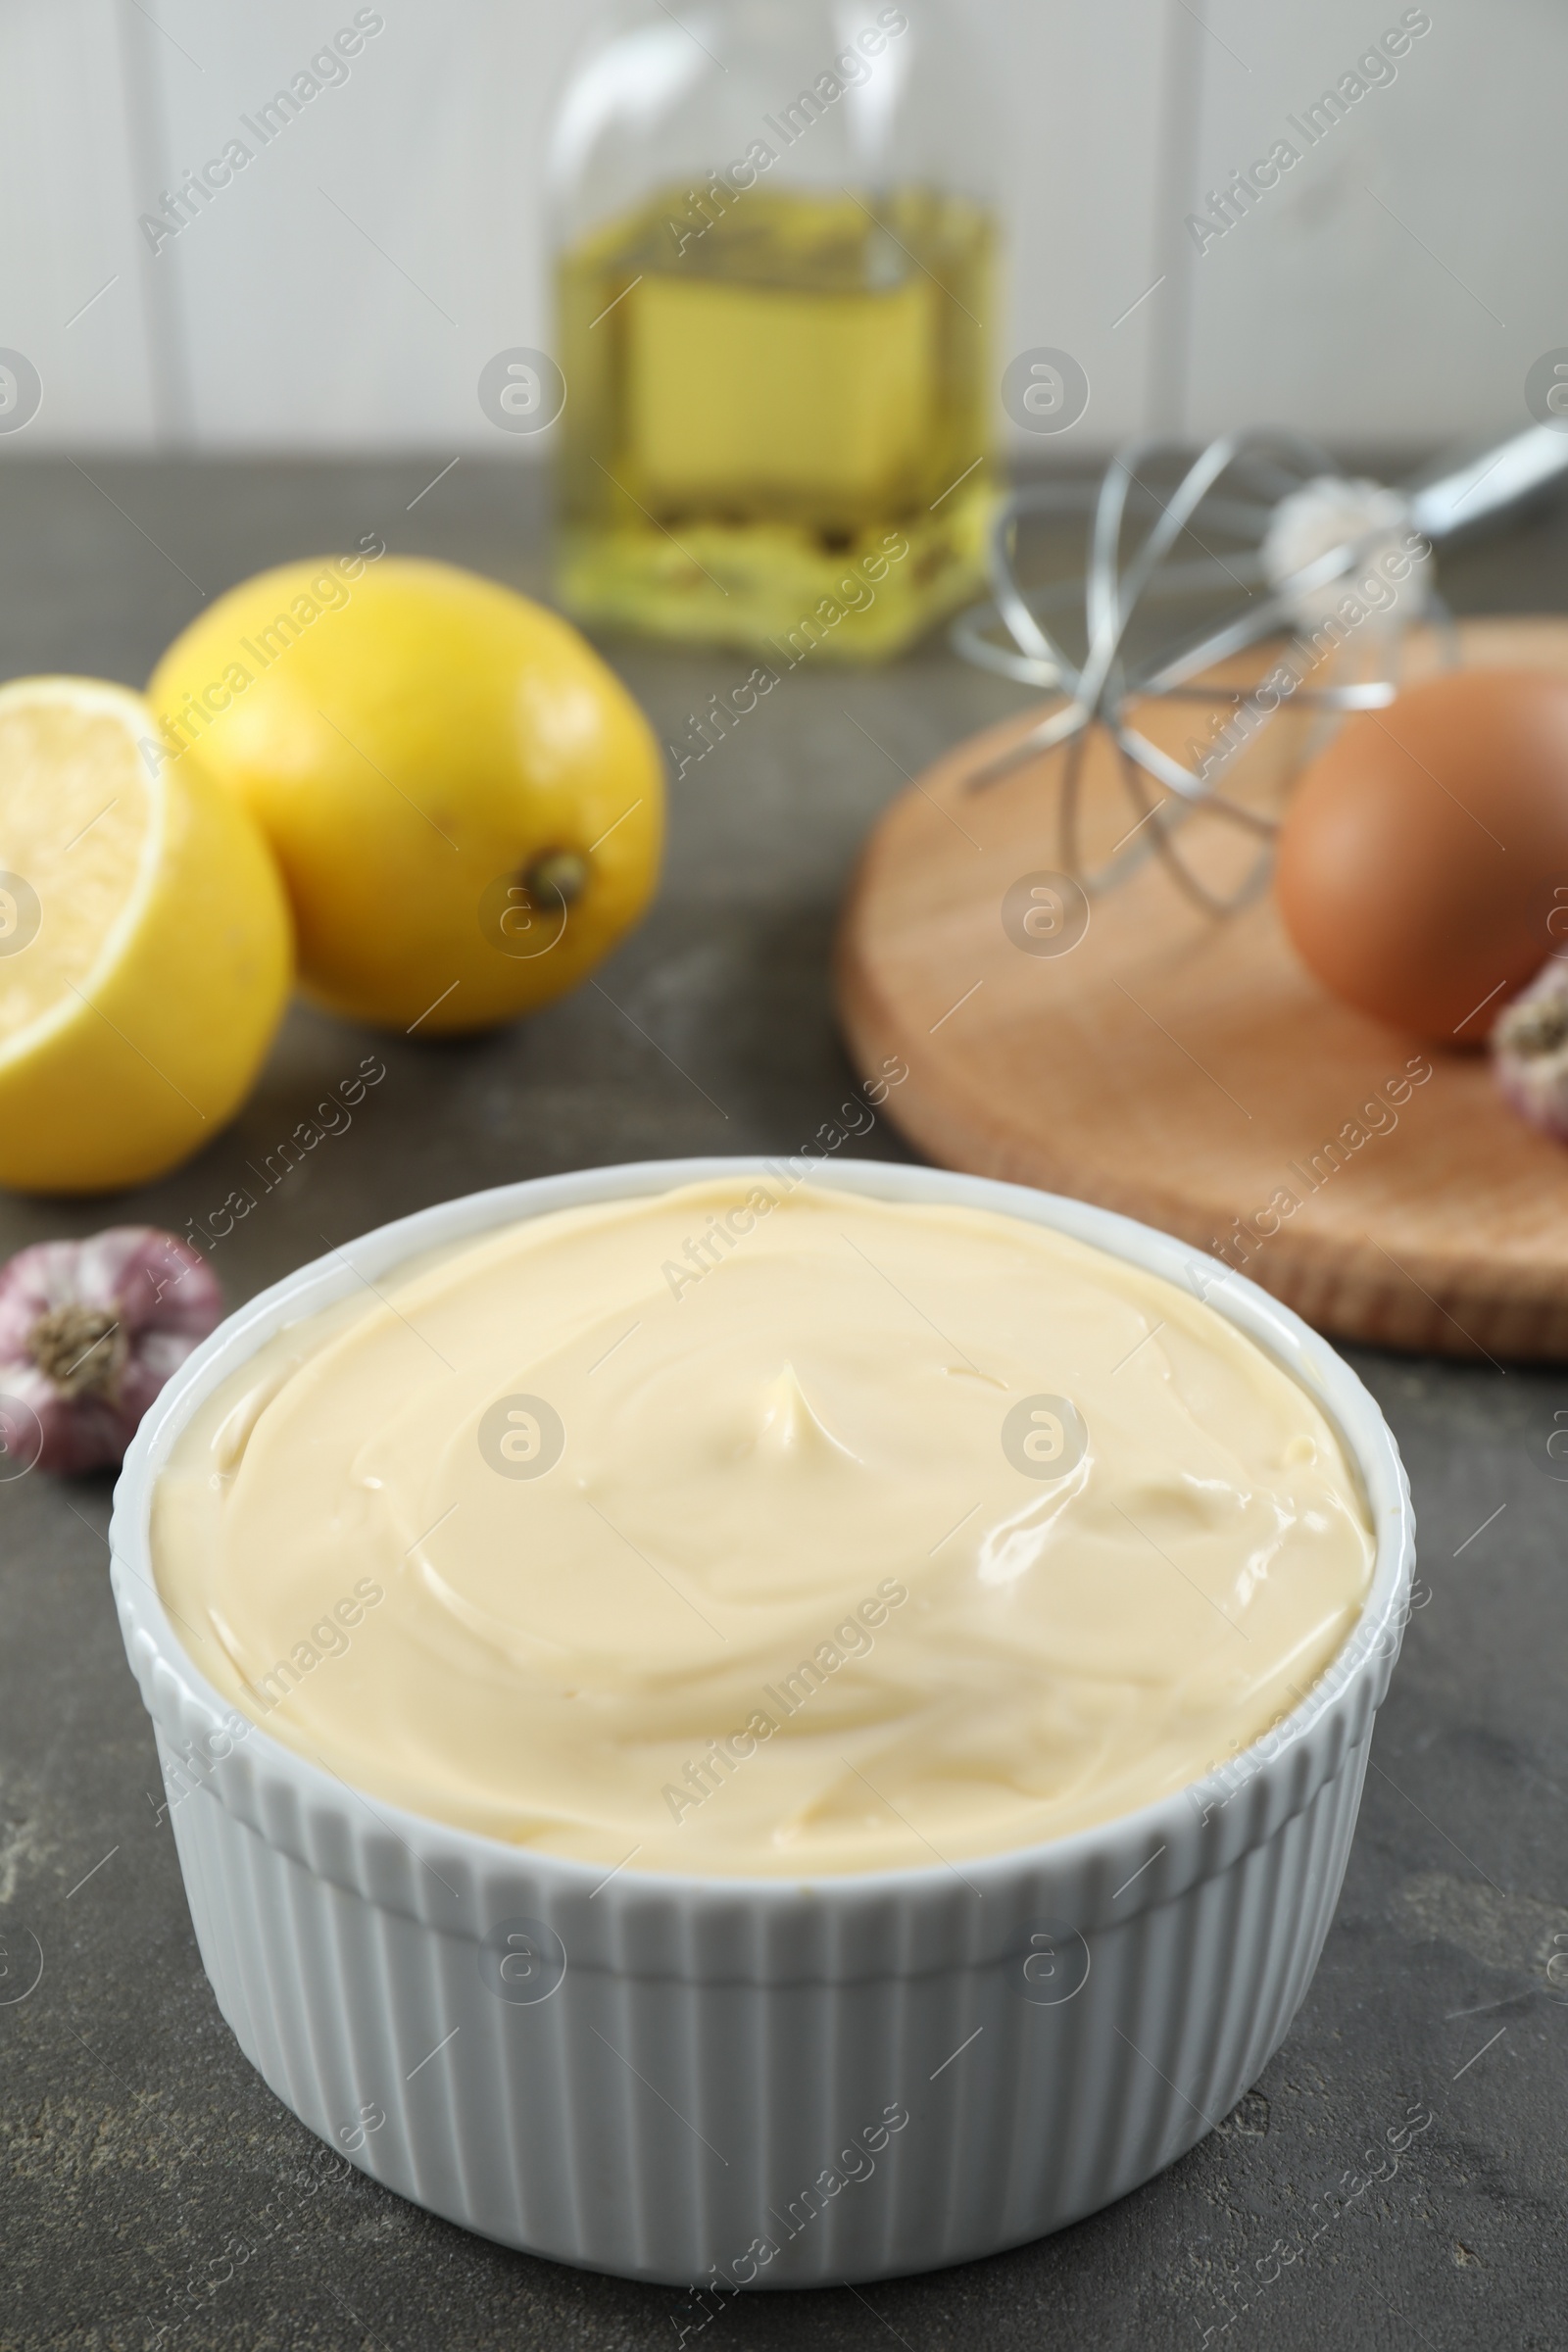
[837,616,1568,1360]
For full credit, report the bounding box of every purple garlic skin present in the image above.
[1492,961,1568,1141]
[0,1228,222,1475]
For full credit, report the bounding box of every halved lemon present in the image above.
[0,677,292,1194]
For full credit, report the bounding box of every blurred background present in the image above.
[3,0,1560,460]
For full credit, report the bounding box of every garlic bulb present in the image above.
[1493,961,1568,1141]
[0,1228,221,1475]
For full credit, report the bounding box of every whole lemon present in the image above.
[148,556,663,1034]
[0,677,291,1194]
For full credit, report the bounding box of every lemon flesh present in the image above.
[0,678,292,1195]
[148,557,664,1034]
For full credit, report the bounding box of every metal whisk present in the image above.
[950,424,1568,914]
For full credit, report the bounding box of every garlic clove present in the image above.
[1492,961,1568,1141]
[0,1227,222,1475]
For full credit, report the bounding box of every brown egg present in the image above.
[1275,668,1568,1046]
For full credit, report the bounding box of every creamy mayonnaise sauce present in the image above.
[153,1177,1374,1874]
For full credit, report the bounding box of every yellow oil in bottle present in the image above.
[556,183,996,662]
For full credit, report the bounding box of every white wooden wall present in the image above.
[0,0,1559,455]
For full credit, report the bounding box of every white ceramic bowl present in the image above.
[111,1157,1414,2288]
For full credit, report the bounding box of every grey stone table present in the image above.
[2,458,1565,2351]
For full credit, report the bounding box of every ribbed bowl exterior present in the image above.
[112,1159,1414,2287]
